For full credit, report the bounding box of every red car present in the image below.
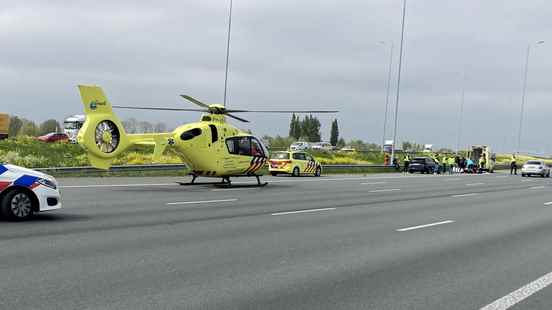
[37,132,69,143]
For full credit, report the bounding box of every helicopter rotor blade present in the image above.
[180,95,211,109]
[113,106,209,112]
[224,109,339,113]
[226,113,250,123]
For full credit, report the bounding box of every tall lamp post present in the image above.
[223,0,234,108]
[380,41,395,152]
[456,68,467,154]
[390,0,407,164]
[517,40,544,153]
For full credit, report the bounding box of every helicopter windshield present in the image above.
[226,136,266,157]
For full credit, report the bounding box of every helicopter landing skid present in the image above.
[177,175,268,188]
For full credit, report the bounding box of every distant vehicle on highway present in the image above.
[311,142,333,152]
[408,157,437,174]
[63,114,86,143]
[339,146,357,153]
[290,141,310,151]
[521,160,550,177]
[37,132,69,143]
[269,151,321,177]
[0,164,61,220]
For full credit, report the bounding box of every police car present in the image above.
[269,151,322,177]
[0,164,61,220]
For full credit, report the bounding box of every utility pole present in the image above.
[382,42,394,152]
[390,0,407,164]
[223,0,233,107]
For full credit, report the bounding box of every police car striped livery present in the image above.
[0,164,61,220]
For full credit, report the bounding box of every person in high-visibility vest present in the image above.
[403,153,410,173]
[432,154,441,174]
[448,156,455,174]
[384,153,390,166]
[478,156,486,174]
[510,153,517,175]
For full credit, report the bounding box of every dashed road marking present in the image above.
[530,186,545,190]
[480,271,552,310]
[451,193,478,198]
[271,208,336,216]
[361,182,387,185]
[396,220,454,232]
[466,182,485,186]
[544,201,552,206]
[166,199,238,205]
[369,189,401,193]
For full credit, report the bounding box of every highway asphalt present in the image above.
[2,172,552,309]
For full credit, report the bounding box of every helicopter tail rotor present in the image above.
[77,85,172,169]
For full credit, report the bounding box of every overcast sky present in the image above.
[2,0,552,153]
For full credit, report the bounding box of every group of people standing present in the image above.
[396,153,487,174]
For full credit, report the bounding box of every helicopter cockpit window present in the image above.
[238,137,251,155]
[180,128,202,141]
[226,136,263,156]
[251,138,265,157]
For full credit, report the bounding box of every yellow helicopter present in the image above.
[76,85,337,187]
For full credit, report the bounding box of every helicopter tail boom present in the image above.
[76,85,171,169]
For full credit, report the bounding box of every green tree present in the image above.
[19,119,39,136]
[337,138,346,148]
[289,114,301,140]
[330,119,339,146]
[8,116,23,137]
[301,115,321,142]
[39,119,61,135]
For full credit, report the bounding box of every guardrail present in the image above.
[34,163,511,175]
[35,164,188,174]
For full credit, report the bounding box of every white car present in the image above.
[311,142,333,152]
[290,141,310,151]
[0,164,61,220]
[521,160,550,178]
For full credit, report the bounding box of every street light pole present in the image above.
[223,0,233,108]
[456,68,466,154]
[390,0,407,164]
[382,41,394,152]
[517,40,544,153]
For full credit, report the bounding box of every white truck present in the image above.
[63,114,86,143]
[468,145,496,172]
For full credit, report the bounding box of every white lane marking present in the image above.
[530,186,545,190]
[495,176,508,178]
[466,182,485,186]
[543,201,552,206]
[451,193,478,198]
[271,208,336,216]
[445,178,461,181]
[61,183,176,189]
[61,174,474,189]
[361,182,387,185]
[211,188,260,192]
[396,220,454,232]
[479,271,552,310]
[521,179,534,182]
[369,188,401,193]
[166,199,238,206]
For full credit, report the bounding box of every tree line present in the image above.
[289,114,343,145]
[7,115,169,137]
